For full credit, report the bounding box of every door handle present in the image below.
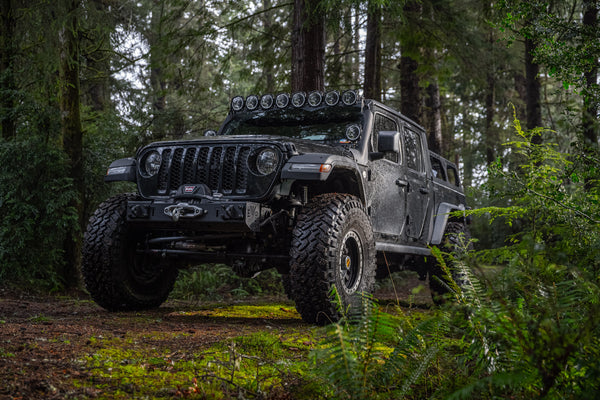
[396,179,408,187]
[419,187,429,194]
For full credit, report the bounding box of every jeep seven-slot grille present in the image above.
[157,145,253,195]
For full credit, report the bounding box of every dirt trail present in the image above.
[0,277,431,399]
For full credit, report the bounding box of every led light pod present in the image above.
[324,90,340,106]
[307,91,323,107]
[276,93,290,108]
[341,90,358,105]
[291,92,306,107]
[260,94,274,109]
[345,124,361,141]
[246,95,259,110]
[231,96,244,111]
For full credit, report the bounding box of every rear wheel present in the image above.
[82,194,178,311]
[429,221,472,304]
[289,194,376,325]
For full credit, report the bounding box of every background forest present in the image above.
[1,0,600,398]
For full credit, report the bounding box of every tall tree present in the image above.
[0,0,16,139]
[399,0,422,124]
[58,0,84,287]
[291,0,325,92]
[525,31,542,142]
[582,0,599,150]
[364,1,381,100]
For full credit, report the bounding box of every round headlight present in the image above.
[291,92,306,107]
[276,93,289,108]
[231,96,244,111]
[345,124,361,141]
[260,94,274,109]
[144,151,162,177]
[256,148,279,175]
[246,95,259,110]
[341,90,358,105]
[325,90,340,106]
[308,91,323,107]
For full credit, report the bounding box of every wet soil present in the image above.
[0,275,431,400]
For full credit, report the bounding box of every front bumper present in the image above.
[126,199,271,232]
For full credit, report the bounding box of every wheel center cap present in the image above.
[344,256,351,270]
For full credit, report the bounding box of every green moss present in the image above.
[72,304,325,399]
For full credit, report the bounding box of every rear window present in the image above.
[430,157,446,180]
[447,165,460,186]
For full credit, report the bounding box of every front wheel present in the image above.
[289,194,376,325]
[81,194,178,311]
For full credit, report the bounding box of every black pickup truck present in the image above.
[82,90,470,324]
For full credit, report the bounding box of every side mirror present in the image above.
[378,130,400,153]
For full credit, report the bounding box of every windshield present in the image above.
[220,107,365,147]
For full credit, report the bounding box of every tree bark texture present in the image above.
[485,71,496,165]
[291,0,325,92]
[58,0,84,288]
[582,0,599,149]
[150,0,167,139]
[1,0,16,139]
[82,0,112,113]
[399,54,421,125]
[525,35,542,144]
[364,2,381,101]
[425,81,442,154]
[399,1,422,125]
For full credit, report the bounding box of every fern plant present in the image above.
[445,113,600,399]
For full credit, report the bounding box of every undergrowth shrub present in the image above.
[311,114,600,399]
[0,137,78,290]
[170,264,285,301]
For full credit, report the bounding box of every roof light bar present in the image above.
[230,89,360,112]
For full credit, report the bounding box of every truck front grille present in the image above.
[156,144,253,195]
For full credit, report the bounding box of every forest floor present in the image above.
[0,274,432,400]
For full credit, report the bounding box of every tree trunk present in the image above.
[291,0,325,92]
[150,0,167,140]
[58,0,83,288]
[582,0,598,149]
[82,0,112,113]
[399,1,422,125]
[525,35,542,143]
[261,0,276,93]
[425,81,442,154]
[363,1,381,101]
[399,55,421,124]
[485,72,496,165]
[1,0,16,139]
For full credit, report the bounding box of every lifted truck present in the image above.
[82,90,470,324]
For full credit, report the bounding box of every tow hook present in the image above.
[164,203,206,222]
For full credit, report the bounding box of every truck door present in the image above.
[368,113,406,239]
[403,127,431,242]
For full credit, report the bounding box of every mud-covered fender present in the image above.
[104,158,137,183]
[280,153,366,201]
[430,202,466,245]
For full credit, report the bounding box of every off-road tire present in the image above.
[429,221,472,304]
[289,193,376,325]
[82,194,178,311]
